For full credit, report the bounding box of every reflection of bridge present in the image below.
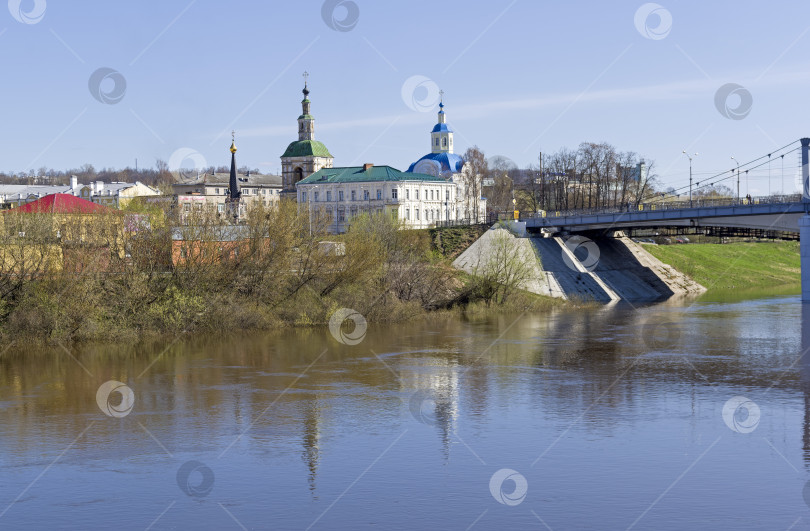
[518,137,810,300]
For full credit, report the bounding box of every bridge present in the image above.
[525,198,808,234]
[516,137,810,300]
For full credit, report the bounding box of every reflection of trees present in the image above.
[2,301,809,489]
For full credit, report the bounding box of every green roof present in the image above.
[297,114,314,120]
[281,140,333,158]
[298,165,444,185]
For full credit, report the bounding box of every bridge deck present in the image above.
[523,201,808,233]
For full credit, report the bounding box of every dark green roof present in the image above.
[281,140,333,158]
[299,165,444,184]
[298,114,314,120]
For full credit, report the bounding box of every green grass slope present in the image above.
[644,241,800,291]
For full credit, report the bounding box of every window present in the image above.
[339,190,344,201]
[392,189,398,199]
[217,204,224,213]
[314,191,319,201]
[376,189,382,200]
[415,189,419,200]
[446,189,449,200]
[416,208,420,220]
[363,190,369,200]
[406,189,410,200]
[183,204,190,212]
[326,191,332,201]
[338,209,345,222]
[405,208,410,220]
[442,138,447,147]
[430,190,433,200]
[302,192,307,202]
[351,190,356,201]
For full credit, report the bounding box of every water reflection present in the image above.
[0,296,809,528]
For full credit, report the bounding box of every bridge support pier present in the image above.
[801,215,810,301]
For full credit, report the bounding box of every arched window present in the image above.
[294,167,303,183]
[442,138,447,147]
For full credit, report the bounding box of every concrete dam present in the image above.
[453,228,705,302]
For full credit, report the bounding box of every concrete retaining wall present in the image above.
[452,228,706,302]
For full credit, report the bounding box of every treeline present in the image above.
[0,161,263,187]
[0,201,557,342]
[469,142,656,213]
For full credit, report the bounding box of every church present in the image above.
[270,74,486,232]
[280,73,334,199]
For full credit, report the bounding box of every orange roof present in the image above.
[4,193,111,214]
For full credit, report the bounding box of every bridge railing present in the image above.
[518,193,804,220]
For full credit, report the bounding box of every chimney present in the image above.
[363,163,374,171]
[70,175,78,190]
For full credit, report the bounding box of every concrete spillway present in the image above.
[453,228,705,302]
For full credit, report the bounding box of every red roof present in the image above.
[4,194,111,214]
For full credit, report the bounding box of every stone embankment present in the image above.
[453,227,706,302]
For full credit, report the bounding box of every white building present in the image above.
[172,171,282,216]
[406,96,486,223]
[0,176,159,210]
[297,164,459,232]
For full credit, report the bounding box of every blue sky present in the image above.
[3,0,810,195]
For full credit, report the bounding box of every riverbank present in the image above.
[0,210,570,345]
[644,240,800,291]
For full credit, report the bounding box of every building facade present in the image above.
[280,79,333,199]
[0,177,159,210]
[297,164,460,233]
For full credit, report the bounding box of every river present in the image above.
[1,294,809,530]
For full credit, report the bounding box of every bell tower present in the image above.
[430,91,454,154]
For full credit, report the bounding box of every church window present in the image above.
[351,190,356,201]
[446,189,450,200]
[430,190,433,200]
[406,189,410,200]
[294,167,303,183]
[376,189,382,200]
[405,208,410,220]
[392,189,398,199]
[442,138,447,147]
[415,189,419,200]
[302,192,307,202]
[314,191,319,201]
[415,208,419,220]
[339,190,344,201]
[364,190,369,200]
[435,138,439,146]
[326,191,332,201]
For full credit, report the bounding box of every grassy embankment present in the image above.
[644,240,800,291]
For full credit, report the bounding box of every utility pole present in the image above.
[682,151,698,207]
[731,156,740,202]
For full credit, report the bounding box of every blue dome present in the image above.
[431,122,452,133]
[407,152,464,176]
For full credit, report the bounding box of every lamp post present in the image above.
[682,151,698,207]
[731,156,741,203]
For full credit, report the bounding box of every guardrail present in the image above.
[515,194,805,220]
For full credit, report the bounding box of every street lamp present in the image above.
[731,156,740,202]
[682,151,698,207]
